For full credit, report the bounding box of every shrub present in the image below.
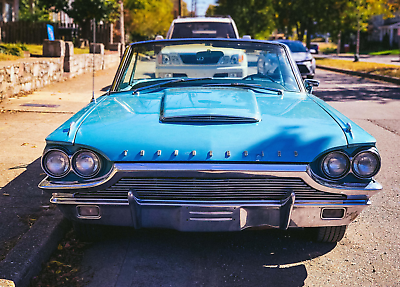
[0,43,28,57]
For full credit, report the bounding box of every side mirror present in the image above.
[242,35,251,40]
[155,35,164,40]
[304,79,320,93]
[309,49,317,54]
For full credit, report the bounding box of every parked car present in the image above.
[155,43,248,78]
[309,43,319,54]
[166,16,239,39]
[39,39,381,243]
[273,40,316,78]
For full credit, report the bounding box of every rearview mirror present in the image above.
[304,79,320,93]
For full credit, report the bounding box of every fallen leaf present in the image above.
[21,143,29,146]
[32,145,37,148]
[3,193,9,196]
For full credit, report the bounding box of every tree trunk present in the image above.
[296,23,304,42]
[337,31,341,55]
[81,20,91,41]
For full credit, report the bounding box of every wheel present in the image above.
[72,221,105,242]
[314,226,347,243]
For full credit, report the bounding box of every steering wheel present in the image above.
[243,73,277,83]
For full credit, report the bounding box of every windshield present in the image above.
[113,40,301,93]
[171,22,236,38]
[280,41,307,53]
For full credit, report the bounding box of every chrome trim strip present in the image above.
[40,163,382,197]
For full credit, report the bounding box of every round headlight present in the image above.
[72,150,101,178]
[352,150,380,178]
[42,150,70,178]
[322,151,350,179]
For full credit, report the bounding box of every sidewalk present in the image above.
[317,53,400,65]
[0,64,118,286]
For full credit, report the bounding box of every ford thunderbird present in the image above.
[39,39,381,242]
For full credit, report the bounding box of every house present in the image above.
[369,14,400,47]
[0,0,19,22]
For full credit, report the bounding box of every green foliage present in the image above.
[215,0,275,39]
[0,44,28,57]
[125,0,174,40]
[19,0,52,22]
[205,4,216,16]
[40,0,120,24]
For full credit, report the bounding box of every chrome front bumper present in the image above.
[40,163,382,231]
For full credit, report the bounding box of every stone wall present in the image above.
[0,41,121,101]
[64,53,120,78]
[0,58,64,101]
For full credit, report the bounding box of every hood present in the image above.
[48,87,358,163]
[160,89,261,122]
[291,52,312,62]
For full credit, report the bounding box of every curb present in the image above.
[0,209,70,287]
[317,65,400,85]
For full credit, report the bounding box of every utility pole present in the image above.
[120,1,125,52]
[191,0,196,16]
[178,0,182,17]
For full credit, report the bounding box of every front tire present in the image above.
[315,226,347,242]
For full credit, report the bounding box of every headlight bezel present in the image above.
[71,149,102,179]
[317,147,381,181]
[321,151,351,179]
[42,148,103,179]
[351,148,381,179]
[41,149,71,178]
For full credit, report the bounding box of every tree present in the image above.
[344,0,390,60]
[40,0,120,39]
[205,4,216,16]
[272,0,350,48]
[19,0,52,22]
[214,0,275,39]
[124,0,174,40]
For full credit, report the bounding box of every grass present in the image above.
[26,44,89,55]
[1,44,90,59]
[24,44,42,55]
[369,49,400,56]
[316,58,400,78]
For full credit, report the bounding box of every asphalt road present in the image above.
[2,68,399,286]
[68,70,400,287]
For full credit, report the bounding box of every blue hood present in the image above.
[47,87,373,163]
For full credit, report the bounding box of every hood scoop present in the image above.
[160,88,261,123]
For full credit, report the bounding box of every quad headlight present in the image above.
[320,148,381,180]
[42,149,70,178]
[72,150,101,178]
[158,54,181,65]
[321,151,350,179]
[352,149,380,178]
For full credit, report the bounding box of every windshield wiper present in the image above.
[132,77,213,94]
[204,83,283,95]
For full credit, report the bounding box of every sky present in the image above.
[186,0,217,16]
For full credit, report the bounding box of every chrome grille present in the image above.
[74,177,346,202]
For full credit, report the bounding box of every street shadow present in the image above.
[313,72,400,102]
[83,227,334,287]
[0,158,52,259]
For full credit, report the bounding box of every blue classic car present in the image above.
[39,39,381,242]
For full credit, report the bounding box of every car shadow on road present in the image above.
[313,74,400,102]
[81,227,335,287]
[0,158,51,259]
